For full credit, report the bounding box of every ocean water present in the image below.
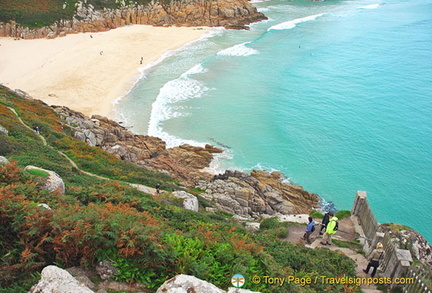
[115,0,432,242]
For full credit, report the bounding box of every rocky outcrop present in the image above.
[53,106,222,186]
[173,191,199,212]
[25,165,66,194]
[197,170,319,219]
[52,106,319,213]
[0,156,10,166]
[156,274,260,293]
[29,265,94,293]
[95,260,119,281]
[0,0,267,39]
[0,125,8,135]
[30,268,260,293]
[380,224,432,267]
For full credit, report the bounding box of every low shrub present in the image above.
[335,210,351,220]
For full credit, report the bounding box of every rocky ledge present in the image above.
[53,105,319,216]
[0,0,267,39]
[53,105,222,186]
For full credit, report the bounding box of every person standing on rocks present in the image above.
[363,242,384,278]
[320,212,338,245]
[301,216,315,244]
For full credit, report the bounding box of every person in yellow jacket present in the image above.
[320,212,338,246]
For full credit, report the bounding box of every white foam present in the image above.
[203,149,234,175]
[147,64,210,148]
[217,42,258,57]
[360,3,380,9]
[267,13,326,31]
[183,63,208,76]
[112,27,220,110]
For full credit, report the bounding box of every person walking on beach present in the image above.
[320,212,338,245]
[301,216,315,244]
[319,211,330,235]
[363,242,384,278]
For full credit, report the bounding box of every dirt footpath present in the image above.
[283,216,383,293]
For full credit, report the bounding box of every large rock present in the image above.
[0,156,10,166]
[156,274,261,293]
[157,274,225,293]
[25,165,65,194]
[380,223,432,267]
[96,260,119,281]
[197,170,319,219]
[29,265,94,293]
[0,125,8,135]
[173,191,199,212]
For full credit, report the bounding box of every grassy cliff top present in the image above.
[0,86,358,293]
[0,0,153,28]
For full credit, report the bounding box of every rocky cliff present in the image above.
[198,170,319,218]
[0,0,267,39]
[52,105,319,215]
[53,105,222,186]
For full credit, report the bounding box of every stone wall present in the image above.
[351,191,431,290]
[351,190,379,246]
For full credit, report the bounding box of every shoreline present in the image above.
[0,25,209,118]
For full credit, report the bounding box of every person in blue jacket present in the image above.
[301,216,315,244]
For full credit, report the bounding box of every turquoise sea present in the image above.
[115,0,432,242]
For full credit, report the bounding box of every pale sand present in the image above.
[0,25,208,118]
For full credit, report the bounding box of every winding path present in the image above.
[8,107,158,195]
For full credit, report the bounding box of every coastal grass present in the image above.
[335,210,351,220]
[309,210,324,219]
[332,239,364,255]
[0,162,359,292]
[0,88,360,293]
[0,0,155,29]
[260,217,290,239]
[26,168,50,177]
[0,86,178,189]
[309,210,351,220]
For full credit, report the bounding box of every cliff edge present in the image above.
[0,0,267,39]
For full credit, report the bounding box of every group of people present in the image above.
[301,211,338,245]
[302,212,385,278]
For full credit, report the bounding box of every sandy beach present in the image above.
[0,25,208,118]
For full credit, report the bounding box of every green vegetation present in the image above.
[309,210,351,220]
[309,210,324,219]
[0,86,177,189]
[0,0,154,29]
[335,210,351,220]
[26,168,50,177]
[332,239,364,255]
[0,86,360,292]
[260,217,290,239]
